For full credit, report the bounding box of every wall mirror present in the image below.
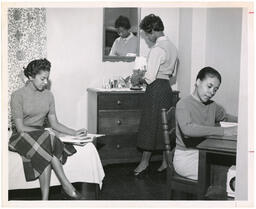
[103,7,140,62]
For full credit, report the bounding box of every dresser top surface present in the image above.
[87,88,179,95]
[87,88,145,94]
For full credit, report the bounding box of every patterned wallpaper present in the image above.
[8,8,47,127]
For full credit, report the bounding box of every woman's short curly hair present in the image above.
[24,58,51,79]
[139,14,164,33]
[115,15,131,30]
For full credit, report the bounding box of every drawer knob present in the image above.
[116,144,120,149]
[117,100,121,105]
[116,120,122,125]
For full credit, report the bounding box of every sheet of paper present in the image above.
[220,122,238,127]
[44,128,105,144]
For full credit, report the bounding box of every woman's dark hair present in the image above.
[24,58,51,79]
[115,15,131,30]
[196,67,222,83]
[139,14,164,33]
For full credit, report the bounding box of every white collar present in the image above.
[156,36,168,44]
[121,32,133,41]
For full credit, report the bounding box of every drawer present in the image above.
[99,147,141,164]
[97,135,137,148]
[96,135,141,162]
[98,94,143,110]
[98,110,141,134]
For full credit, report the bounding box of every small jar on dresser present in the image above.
[87,88,179,166]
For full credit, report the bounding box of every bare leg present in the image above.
[157,151,167,172]
[134,151,152,173]
[38,164,52,200]
[50,156,77,196]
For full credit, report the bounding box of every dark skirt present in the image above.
[137,79,173,151]
[9,127,76,181]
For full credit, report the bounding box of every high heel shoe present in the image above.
[157,165,167,173]
[61,188,85,200]
[133,166,150,178]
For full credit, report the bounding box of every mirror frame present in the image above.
[102,8,141,62]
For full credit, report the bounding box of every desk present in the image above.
[197,136,237,199]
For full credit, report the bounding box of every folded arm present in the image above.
[176,105,224,139]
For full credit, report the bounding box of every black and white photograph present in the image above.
[1,1,254,208]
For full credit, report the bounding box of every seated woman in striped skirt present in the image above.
[9,58,88,200]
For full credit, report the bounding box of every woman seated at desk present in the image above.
[109,15,138,57]
[174,67,238,180]
[9,58,89,200]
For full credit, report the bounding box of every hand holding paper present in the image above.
[75,128,88,136]
[45,128,105,146]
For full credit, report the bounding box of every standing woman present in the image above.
[133,14,178,176]
[9,59,87,200]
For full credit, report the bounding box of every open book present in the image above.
[45,128,105,145]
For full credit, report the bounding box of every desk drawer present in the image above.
[98,110,141,134]
[98,94,143,110]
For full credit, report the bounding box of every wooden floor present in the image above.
[9,161,173,201]
[9,161,231,201]
[100,162,168,200]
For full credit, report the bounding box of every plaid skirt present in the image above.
[137,79,173,151]
[9,127,76,181]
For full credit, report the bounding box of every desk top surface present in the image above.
[197,136,237,154]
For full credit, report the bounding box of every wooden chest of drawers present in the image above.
[87,88,179,165]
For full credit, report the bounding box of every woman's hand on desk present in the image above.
[224,126,237,136]
[74,128,88,136]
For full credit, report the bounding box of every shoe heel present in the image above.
[61,188,82,200]
[61,189,69,200]
[134,166,150,177]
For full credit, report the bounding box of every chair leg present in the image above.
[166,186,171,199]
[197,192,205,200]
[169,188,173,200]
[166,181,173,199]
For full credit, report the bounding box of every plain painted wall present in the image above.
[190,8,208,93]
[204,8,242,116]
[177,8,193,98]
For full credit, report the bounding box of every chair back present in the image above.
[162,107,202,200]
[161,107,176,171]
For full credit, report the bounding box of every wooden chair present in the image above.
[161,108,204,200]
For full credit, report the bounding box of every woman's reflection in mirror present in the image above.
[109,15,138,57]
